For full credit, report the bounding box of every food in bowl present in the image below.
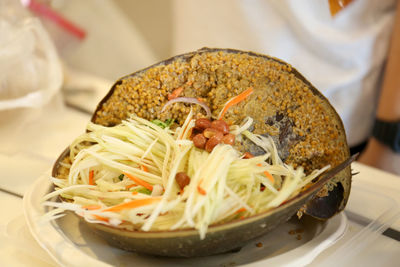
[44,48,352,257]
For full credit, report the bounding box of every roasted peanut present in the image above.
[211,120,229,135]
[222,133,235,145]
[203,128,219,138]
[205,132,223,152]
[175,172,190,189]
[195,118,212,130]
[190,127,202,138]
[193,133,207,149]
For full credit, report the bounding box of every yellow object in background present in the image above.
[329,0,355,16]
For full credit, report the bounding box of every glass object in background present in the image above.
[0,0,64,156]
[0,0,62,110]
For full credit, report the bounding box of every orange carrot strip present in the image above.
[262,170,275,183]
[197,179,206,195]
[126,184,137,189]
[123,172,153,191]
[82,205,101,210]
[243,152,275,183]
[168,87,184,100]
[178,119,192,140]
[235,208,247,214]
[243,152,254,159]
[197,185,207,195]
[93,214,109,222]
[104,197,161,212]
[257,163,275,183]
[89,170,94,185]
[132,191,138,195]
[256,164,274,183]
[141,165,148,172]
[218,87,253,119]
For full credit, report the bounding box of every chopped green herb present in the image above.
[136,188,152,195]
[151,119,165,128]
[118,174,124,181]
[164,118,174,127]
[151,119,174,129]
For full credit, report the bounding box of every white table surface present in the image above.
[1,92,399,266]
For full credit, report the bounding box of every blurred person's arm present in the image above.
[358,2,400,175]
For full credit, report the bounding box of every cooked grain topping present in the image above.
[93,50,348,174]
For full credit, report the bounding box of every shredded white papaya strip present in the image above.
[142,145,192,231]
[42,185,95,202]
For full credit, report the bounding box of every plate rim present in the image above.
[23,171,347,267]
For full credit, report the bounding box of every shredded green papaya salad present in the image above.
[44,87,330,239]
[43,109,329,240]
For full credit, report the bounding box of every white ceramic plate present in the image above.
[24,171,348,267]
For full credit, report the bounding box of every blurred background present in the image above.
[1,1,399,265]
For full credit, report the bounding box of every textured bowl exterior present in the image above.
[85,187,311,257]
